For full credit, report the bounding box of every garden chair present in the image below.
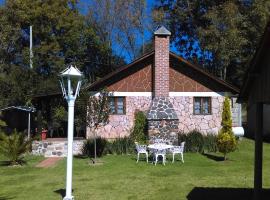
[153,148,166,166]
[135,142,148,163]
[170,142,185,163]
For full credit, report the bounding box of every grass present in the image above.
[0,138,270,200]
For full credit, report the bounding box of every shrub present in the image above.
[0,130,32,165]
[130,111,148,144]
[217,131,237,160]
[178,130,218,153]
[178,130,204,153]
[105,137,135,155]
[82,137,107,158]
[203,133,218,153]
[217,97,237,160]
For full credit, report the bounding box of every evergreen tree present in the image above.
[217,97,237,160]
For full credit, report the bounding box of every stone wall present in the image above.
[170,96,225,133]
[32,140,85,157]
[88,95,242,139]
[87,96,152,139]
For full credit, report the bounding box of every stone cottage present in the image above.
[86,26,242,143]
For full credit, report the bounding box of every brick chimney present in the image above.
[154,26,171,97]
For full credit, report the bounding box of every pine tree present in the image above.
[217,97,237,160]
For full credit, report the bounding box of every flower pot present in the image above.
[41,130,48,140]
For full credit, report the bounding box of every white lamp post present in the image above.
[59,65,83,200]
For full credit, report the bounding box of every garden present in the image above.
[1,138,270,200]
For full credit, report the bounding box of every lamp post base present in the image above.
[63,196,74,200]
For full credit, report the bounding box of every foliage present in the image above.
[87,0,154,61]
[0,112,7,129]
[221,97,233,134]
[82,137,107,158]
[0,0,123,108]
[203,133,218,153]
[86,89,110,162]
[178,130,217,153]
[217,131,237,160]
[105,137,135,155]
[0,130,32,165]
[217,97,237,160]
[154,0,270,85]
[130,111,148,144]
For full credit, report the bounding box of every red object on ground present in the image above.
[41,129,47,140]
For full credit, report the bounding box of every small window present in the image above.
[109,97,126,115]
[194,97,211,115]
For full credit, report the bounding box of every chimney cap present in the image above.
[154,26,171,36]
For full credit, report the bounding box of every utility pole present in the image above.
[30,26,33,69]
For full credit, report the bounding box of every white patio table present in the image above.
[148,143,174,165]
[148,143,173,151]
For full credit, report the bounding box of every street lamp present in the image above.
[59,64,83,200]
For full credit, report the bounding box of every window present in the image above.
[109,97,126,114]
[194,97,211,115]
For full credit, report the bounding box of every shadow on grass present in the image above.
[187,187,270,200]
[54,188,73,198]
[202,153,224,162]
[0,160,26,167]
[0,161,11,167]
[74,155,89,159]
[0,195,14,200]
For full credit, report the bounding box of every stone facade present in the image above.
[89,95,241,140]
[32,139,85,157]
[87,96,152,139]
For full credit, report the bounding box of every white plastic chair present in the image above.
[170,142,185,163]
[135,142,148,163]
[154,148,166,165]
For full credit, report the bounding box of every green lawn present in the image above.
[0,138,270,200]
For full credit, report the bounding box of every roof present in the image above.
[60,65,83,77]
[85,51,155,91]
[238,21,270,102]
[154,26,171,36]
[86,51,239,93]
[1,106,36,112]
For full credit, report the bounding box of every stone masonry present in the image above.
[32,139,85,157]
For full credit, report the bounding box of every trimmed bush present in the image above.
[82,137,107,158]
[130,111,148,144]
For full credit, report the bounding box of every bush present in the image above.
[105,137,135,155]
[0,130,32,165]
[217,131,237,160]
[217,97,237,160]
[130,111,148,143]
[178,130,217,153]
[203,133,218,153]
[82,137,107,158]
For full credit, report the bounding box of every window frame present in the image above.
[193,97,212,115]
[109,96,126,115]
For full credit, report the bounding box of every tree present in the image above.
[86,90,110,163]
[87,0,154,61]
[154,0,270,86]
[217,97,237,160]
[0,129,32,165]
[0,0,114,108]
